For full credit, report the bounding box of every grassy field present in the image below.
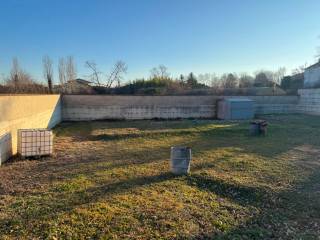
[0,114,320,239]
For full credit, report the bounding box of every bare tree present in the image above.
[221,73,238,88]
[254,71,272,87]
[85,61,101,86]
[150,67,159,79]
[66,56,77,82]
[150,65,169,79]
[43,55,53,93]
[292,64,307,75]
[3,57,48,93]
[7,57,35,92]
[10,57,20,87]
[58,58,67,93]
[106,60,127,88]
[65,56,77,93]
[239,73,254,88]
[273,67,286,84]
[158,65,169,79]
[197,73,220,87]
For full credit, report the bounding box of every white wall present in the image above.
[304,66,320,88]
[297,89,320,115]
[0,95,62,164]
[4,93,320,165]
[62,95,299,121]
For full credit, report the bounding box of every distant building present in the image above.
[304,61,320,88]
[280,72,304,94]
[55,78,95,94]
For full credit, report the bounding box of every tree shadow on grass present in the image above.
[0,144,172,195]
[86,129,198,142]
[0,172,178,237]
[2,116,320,237]
[190,166,320,239]
[185,174,268,207]
[194,121,320,159]
[54,119,218,138]
[0,170,271,238]
[1,150,320,238]
[4,116,320,197]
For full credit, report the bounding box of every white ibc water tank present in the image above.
[17,129,53,157]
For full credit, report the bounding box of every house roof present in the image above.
[291,72,304,81]
[306,61,320,70]
[69,78,92,85]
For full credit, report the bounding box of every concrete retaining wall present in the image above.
[62,95,216,120]
[62,95,299,121]
[2,93,314,165]
[297,89,320,115]
[0,95,62,164]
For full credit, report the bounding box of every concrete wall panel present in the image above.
[0,95,61,164]
[297,89,320,115]
[62,95,299,121]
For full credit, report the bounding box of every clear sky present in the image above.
[0,0,319,83]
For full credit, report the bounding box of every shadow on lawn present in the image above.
[0,172,177,236]
[1,148,320,238]
[86,129,199,142]
[0,147,169,195]
[185,174,268,207]
[3,117,320,196]
[64,117,320,160]
[191,165,320,239]
[3,164,319,239]
[54,120,216,138]
[2,116,320,237]
[0,171,270,237]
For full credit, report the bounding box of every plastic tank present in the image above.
[17,129,53,157]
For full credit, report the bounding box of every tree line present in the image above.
[0,56,302,95]
[0,56,127,94]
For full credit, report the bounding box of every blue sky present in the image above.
[0,0,319,83]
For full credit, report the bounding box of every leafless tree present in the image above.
[221,73,238,88]
[106,60,127,88]
[58,58,67,93]
[239,73,254,88]
[10,57,20,86]
[66,56,77,82]
[273,67,286,84]
[292,64,307,75]
[43,55,53,93]
[150,65,169,79]
[85,61,101,86]
[63,56,77,93]
[3,57,45,93]
[158,65,169,78]
[197,73,220,87]
[7,58,35,92]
